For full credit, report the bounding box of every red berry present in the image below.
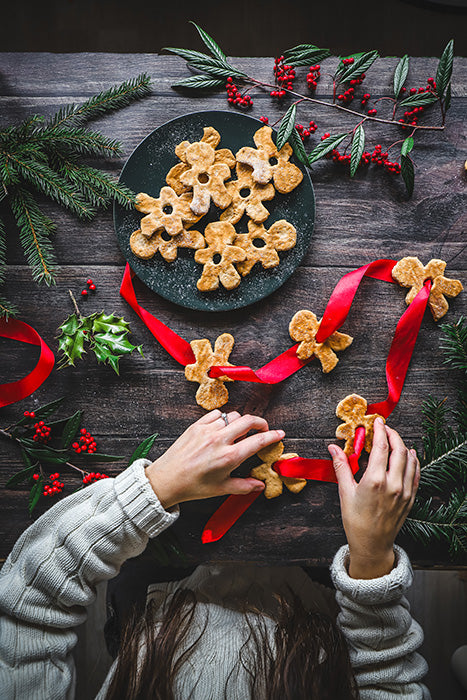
[80,428,87,435]
[410,87,417,95]
[81,289,88,297]
[89,284,96,291]
[86,278,93,286]
[24,411,29,417]
[33,474,39,481]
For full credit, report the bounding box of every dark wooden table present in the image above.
[0,53,465,567]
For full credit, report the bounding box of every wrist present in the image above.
[347,546,395,579]
[145,460,182,510]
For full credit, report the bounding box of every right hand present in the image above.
[328,417,420,579]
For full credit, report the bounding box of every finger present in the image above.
[223,414,269,442]
[366,417,390,479]
[402,447,417,502]
[407,450,421,511]
[233,428,285,463]
[215,411,242,429]
[224,477,265,496]
[197,409,222,425]
[328,444,355,492]
[386,425,409,493]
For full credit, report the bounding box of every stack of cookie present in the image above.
[130,125,303,292]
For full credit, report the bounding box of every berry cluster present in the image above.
[259,116,269,124]
[360,93,371,107]
[337,87,356,105]
[341,57,355,66]
[321,132,331,141]
[39,473,64,497]
[295,121,318,141]
[72,428,98,454]
[306,65,321,91]
[225,77,253,108]
[83,472,109,485]
[271,56,295,98]
[23,410,36,418]
[367,108,378,117]
[33,421,51,444]
[326,144,400,175]
[399,105,424,128]
[81,278,96,298]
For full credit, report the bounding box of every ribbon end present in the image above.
[201,528,217,544]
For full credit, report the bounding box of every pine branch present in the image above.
[440,316,467,372]
[0,215,6,285]
[404,490,467,557]
[58,157,136,209]
[0,294,18,319]
[419,438,467,491]
[9,186,58,284]
[33,126,122,158]
[421,395,451,463]
[49,73,152,128]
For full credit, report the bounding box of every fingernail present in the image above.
[277,430,285,438]
[410,448,417,456]
[328,445,337,457]
[375,417,384,425]
[253,484,264,492]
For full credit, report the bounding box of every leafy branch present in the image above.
[0,74,151,317]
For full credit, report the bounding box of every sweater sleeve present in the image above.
[330,544,430,700]
[0,458,179,700]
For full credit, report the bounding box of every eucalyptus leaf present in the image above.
[29,477,43,513]
[289,129,308,165]
[393,55,409,99]
[276,104,297,150]
[401,154,415,197]
[60,410,83,449]
[399,93,438,108]
[350,125,365,177]
[436,39,454,98]
[173,76,225,89]
[189,22,228,65]
[127,432,159,467]
[308,133,347,165]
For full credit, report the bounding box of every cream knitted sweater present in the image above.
[0,459,430,699]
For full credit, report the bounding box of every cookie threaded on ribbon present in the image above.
[335,394,385,456]
[135,189,201,238]
[235,125,303,194]
[392,256,463,321]
[185,333,235,410]
[129,228,205,262]
[250,442,306,499]
[234,219,297,275]
[194,221,246,291]
[289,310,353,372]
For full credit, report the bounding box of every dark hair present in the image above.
[106,588,359,700]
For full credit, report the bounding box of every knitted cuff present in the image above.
[330,544,413,604]
[114,459,179,538]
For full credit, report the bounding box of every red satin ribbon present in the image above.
[0,318,55,408]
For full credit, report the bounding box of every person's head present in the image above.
[106,589,359,700]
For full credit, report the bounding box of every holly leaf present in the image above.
[436,39,454,98]
[335,50,379,83]
[59,312,80,336]
[276,104,297,151]
[29,477,43,514]
[57,313,88,367]
[394,54,409,99]
[401,154,415,197]
[92,312,131,336]
[189,22,228,65]
[60,410,83,449]
[5,464,38,488]
[94,331,140,356]
[289,129,308,165]
[308,133,347,165]
[399,93,438,109]
[127,432,159,467]
[350,124,365,177]
[173,75,225,89]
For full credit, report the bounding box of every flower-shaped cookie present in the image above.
[335,394,384,455]
[234,219,297,276]
[194,221,246,292]
[184,333,234,410]
[392,256,463,321]
[235,125,303,194]
[179,141,233,215]
[289,310,353,373]
[167,126,236,195]
[250,442,306,499]
[129,228,205,263]
[219,163,275,224]
[135,188,201,238]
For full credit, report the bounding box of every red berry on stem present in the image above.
[89,284,96,291]
[81,289,88,297]
[86,279,93,286]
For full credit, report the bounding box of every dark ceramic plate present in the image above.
[114,110,315,312]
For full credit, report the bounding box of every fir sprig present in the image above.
[0,74,151,317]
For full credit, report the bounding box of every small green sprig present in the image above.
[57,294,143,375]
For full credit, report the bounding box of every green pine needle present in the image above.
[440,316,467,372]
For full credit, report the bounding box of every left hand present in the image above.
[145,410,284,509]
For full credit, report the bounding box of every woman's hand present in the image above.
[328,417,420,579]
[145,410,284,509]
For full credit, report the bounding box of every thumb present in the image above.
[227,477,265,496]
[328,444,355,491]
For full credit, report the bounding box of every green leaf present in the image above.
[5,464,38,488]
[401,154,414,197]
[33,396,66,420]
[436,39,454,98]
[308,133,348,165]
[336,50,379,83]
[59,313,80,336]
[29,477,43,514]
[283,43,324,57]
[91,312,130,336]
[172,75,225,89]
[22,447,69,464]
[163,46,217,64]
[401,136,414,156]
[82,452,123,463]
[284,48,331,68]
[444,82,452,112]
[127,432,159,467]
[189,22,228,65]
[93,331,139,356]
[60,410,83,449]
[350,124,365,177]
[289,129,308,166]
[399,93,438,109]
[187,60,244,80]
[393,54,409,99]
[276,104,297,151]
